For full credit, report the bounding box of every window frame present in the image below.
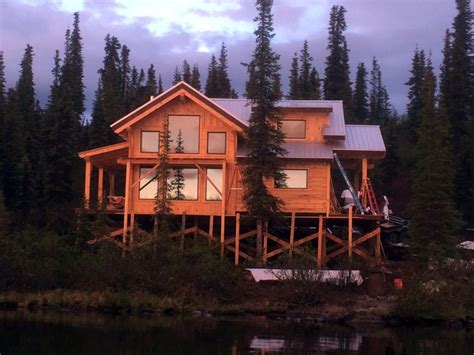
[205,168,223,201]
[168,114,201,154]
[275,169,308,189]
[206,132,227,154]
[140,131,160,153]
[281,120,307,139]
[138,166,158,200]
[169,167,199,201]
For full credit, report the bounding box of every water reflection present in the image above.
[0,311,472,354]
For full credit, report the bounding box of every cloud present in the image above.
[1,0,458,117]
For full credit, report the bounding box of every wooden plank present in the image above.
[294,233,317,246]
[289,212,295,259]
[317,216,324,268]
[225,245,255,261]
[266,233,290,248]
[362,158,368,182]
[84,160,91,208]
[98,168,104,202]
[326,232,347,247]
[224,229,257,245]
[327,246,348,259]
[235,213,240,266]
[352,228,380,247]
[263,222,268,264]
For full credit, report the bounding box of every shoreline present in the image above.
[0,289,471,328]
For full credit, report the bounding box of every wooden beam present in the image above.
[348,207,353,258]
[209,215,214,245]
[224,229,257,245]
[108,173,115,196]
[181,213,186,250]
[317,216,324,268]
[289,212,295,259]
[131,163,159,189]
[220,160,227,259]
[263,222,268,264]
[98,168,104,203]
[235,213,240,266]
[84,160,91,208]
[122,160,131,242]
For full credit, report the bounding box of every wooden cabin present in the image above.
[79,81,386,265]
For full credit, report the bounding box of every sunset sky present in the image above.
[1,0,457,118]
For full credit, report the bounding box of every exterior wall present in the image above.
[234,161,330,215]
[281,108,330,143]
[124,96,333,216]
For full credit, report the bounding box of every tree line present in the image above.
[0,0,472,260]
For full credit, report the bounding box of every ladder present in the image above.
[333,153,364,214]
[362,178,380,215]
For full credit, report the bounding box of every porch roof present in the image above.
[78,142,128,170]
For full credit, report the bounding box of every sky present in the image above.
[0,0,458,119]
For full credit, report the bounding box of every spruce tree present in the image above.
[43,50,76,210]
[172,66,181,85]
[298,40,315,99]
[443,0,473,224]
[182,60,191,84]
[409,59,459,259]
[205,55,219,97]
[154,117,172,238]
[352,62,369,123]
[324,6,352,117]
[15,45,41,217]
[309,67,321,100]
[190,64,201,90]
[88,82,110,148]
[158,74,163,94]
[0,52,5,191]
[405,48,426,140]
[368,57,390,124]
[288,53,300,99]
[145,64,157,97]
[0,192,9,238]
[243,0,286,262]
[170,129,185,200]
[120,45,131,106]
[217,43,232,97]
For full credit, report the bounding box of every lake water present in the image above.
[0,311,473,354]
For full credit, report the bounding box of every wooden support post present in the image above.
[317,216,324,268]
[289,212,296,259]
[348,207,353,258]
[84,160,91,208]
[209,215,214,245]
[362,158,368,182]
[98,168,104,203]
[130,213,135,247]
[220,161,227,259]
[234,213,240,266]
[108,173,115,196]
[181,213,186,250]
[122,160,131,243]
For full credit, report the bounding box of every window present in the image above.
[207,132,226,154]
[275,169,307,189]
[206,168,223,200]
[169,115,200,153]
[169,168,198,200]
[139,167,157,199]
[141,131,160,153]
[281,120,306,139]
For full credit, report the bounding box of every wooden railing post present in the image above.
[84,159,91,208]
[122,160,131,243]
[234,213,240,266]
[98,168,104,203]
[317,216,324,268]
[209,215,214,245]
[108,173,115,196]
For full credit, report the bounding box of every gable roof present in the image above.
[110,81,247,134]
